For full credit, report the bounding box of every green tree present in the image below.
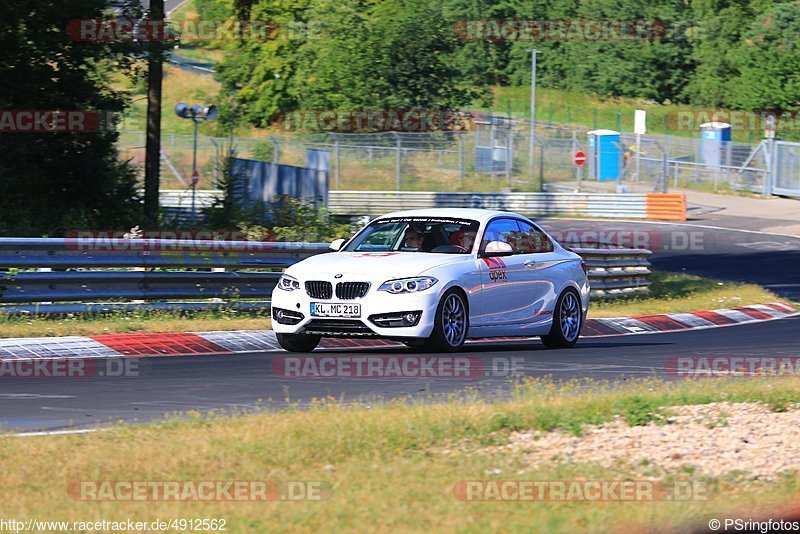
[443,0,513,91]
[504,0,694,103]
[195,0,235,20]
[216,0,487,128]
[206,0,794,121]
[360,0,486,110]
[684,0,763,106]
[0,0,142,235]
[215,0,315,127]
[727,2,800,110]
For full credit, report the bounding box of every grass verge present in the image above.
[485,86,775,144]
[3,377,800,531]
[0,308,272,339]
[0,272,786,338]
[589,271,785,318]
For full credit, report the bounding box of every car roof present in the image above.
[375,208,526,223]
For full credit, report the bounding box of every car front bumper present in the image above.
[270,285,442,339]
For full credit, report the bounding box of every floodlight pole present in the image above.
[192,118,199,225]
[176,103,216,226]
[527,49,540,190]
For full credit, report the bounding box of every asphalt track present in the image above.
[540,217,800,301]
[2,220,799,433]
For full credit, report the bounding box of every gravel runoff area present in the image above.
[487,403,800,480]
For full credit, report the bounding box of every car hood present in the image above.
[287,251,467,280]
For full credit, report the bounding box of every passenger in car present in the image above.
[449,229,477,253]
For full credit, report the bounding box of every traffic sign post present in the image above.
[765,113,776,139]
[634,109,646,184]
[573,149,586,191]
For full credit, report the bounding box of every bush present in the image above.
[617,396,665,427]
[241,196,353,243]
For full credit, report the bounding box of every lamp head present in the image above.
[174,102,191,119]
[204,105,218,120]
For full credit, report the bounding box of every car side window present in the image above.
[480,218,519,252]
[513,220,554,254]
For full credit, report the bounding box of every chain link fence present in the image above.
[774,141,800,197]
[118,121,775,196]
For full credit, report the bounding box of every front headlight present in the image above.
[277,274,301,291]
[378,277,438,294]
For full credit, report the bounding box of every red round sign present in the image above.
[191,169,199,186]
[574,151,586,166]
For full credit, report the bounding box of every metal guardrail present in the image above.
[160,190,687,222]
[0,238,326,269]
[159,190,221,224]
[0,239,651,314]
[158,190,658,221]
[329,191,653,219]
[579,247,651,297]
[0,238,325,313]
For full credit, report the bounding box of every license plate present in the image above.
[310,302,361,318]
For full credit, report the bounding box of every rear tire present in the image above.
[276,333,321,353]
[422,289,469,352]
[541,288,582,349]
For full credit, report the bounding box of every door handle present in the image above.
[523,259,536,268]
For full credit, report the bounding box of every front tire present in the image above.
[422,289,469,352]
[276,333,321,353]
[541,289,583,349]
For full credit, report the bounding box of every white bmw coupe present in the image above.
[271,208,590,352]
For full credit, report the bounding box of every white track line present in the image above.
[11,427,107,438]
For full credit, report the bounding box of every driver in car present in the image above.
[403,227,425,250]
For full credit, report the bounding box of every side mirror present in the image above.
[482,241,513,257]
[329,238,346,252]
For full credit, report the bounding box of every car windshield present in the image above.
[343,217,480,253]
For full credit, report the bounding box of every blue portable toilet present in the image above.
[588,129,621,181]
[699,122,731,169]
